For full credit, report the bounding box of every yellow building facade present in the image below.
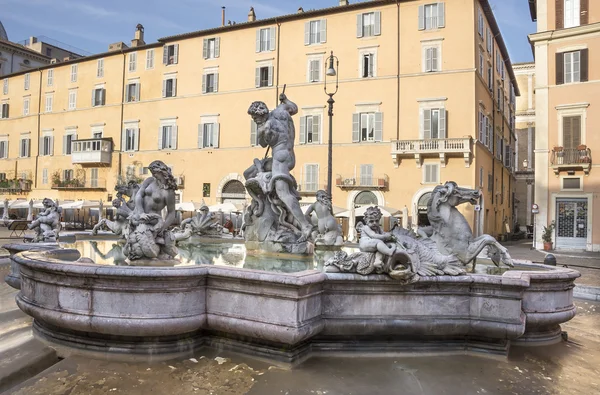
[530,0,600,250]
[0,0,517,238]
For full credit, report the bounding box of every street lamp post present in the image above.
[324,51,339,197]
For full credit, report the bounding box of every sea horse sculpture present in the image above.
[419,181,513,270]
[92,180,140,237]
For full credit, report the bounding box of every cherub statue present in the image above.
[358,206,397,269]
[304,190,343,246]
[28,198,61,242]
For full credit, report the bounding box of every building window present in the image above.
[146,49,154,69]
[0,103,8,119]
[129,52,137,72]
[304,164,319,192]
[125,82,140,102]
[564,51,580,83]
[162,77,177,97]
[159,123,177,150]
[162,44,179,65]
[123,127,138,152]
[46,48,52,57]
[42,169,48,184]
[47,69,54,86]
[561,176,582,191]
[486,28,492,53]
[478,8,484,36]
[64,133,75,155]
[479,49,484,75]
[299,115,321,144]
[360,164,374,186]
[0,140,7,159]
[203,38,220,59]
[564,0,580,28]
[418,3,445,30]
[352,112,383,143]
[45,95,53,112]
[250,120,259,146]
[97,59,104,77]
[24,73,30,90]
[63,169,73,181]
[203,183,210,197]
[92,88,105,107]
[256,27,275,52]
[68,90,77,110]
[305,20,326,45]
[562,115,581,149]
[423,46,440,72]
[357,11,381,37]
[422,108,446,139]
[255,66,273,88]
[361,53,375,78]
[23,98,29,116]
[2,79,7,95]
[41,135,53,156]
[70,64,78,82]
[198,123,219,148]
[487,66,493,91]
[423,163,439,184]
[202,72,218,93]
[90,168,99,188]
[479,167,484,188]
[308,59,321,82]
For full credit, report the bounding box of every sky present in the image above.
[0,0,536,63]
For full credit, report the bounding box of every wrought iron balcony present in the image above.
[52,178,106,190]
[391,137,473,168]
[551,147,592,175]
[71,138,112,165]
[336,175,388,189]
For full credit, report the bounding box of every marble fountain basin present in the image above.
[11,243,580,364]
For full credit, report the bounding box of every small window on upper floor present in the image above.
[418,3,445,30]
[0,103,8,119]
[92,88,105,107]
[423,163,440,184]
[129,52,137,72]
[423,45,441,72]
[47,70,54,86]
[308,59,321,83]
[24,73,30,90]
[125,82,140,102]
[357,11,381,38]
[557,50,589,84]
[2,79,7,95]
[304,20,327,45]
[97,59,104,78]
[361,52,376,78]
[202,72,218,93]
[255,65,273,88]
[564,0,581,28]
[162,44,179,65]
[162,77,177,97]
[478,8,484,36]
[146,49,155,69]
[256,28,276,52]
[70,64,78,83]
[203,38,220,59]
[46,48,52,57]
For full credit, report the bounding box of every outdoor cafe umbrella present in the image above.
[175,201,205,212]
[207,202,241,214]
[59,200,101,210]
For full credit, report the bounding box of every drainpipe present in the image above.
[34,70,42,189]
[275,19,281,106]
[118,50,126,179]
[396,0,401,140]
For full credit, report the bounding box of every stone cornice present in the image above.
[529,22,600,43]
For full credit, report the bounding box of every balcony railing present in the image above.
[336,175,388,189]
[551,147,592,175]
[71,138,113,165]
[52,178,106,190]
[391,137,473,168]
[0,180,32,195]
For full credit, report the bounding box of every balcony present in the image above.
[551,146,592,175]
[71,138,113,165]
[52,178,106,191]
[336,175,389,190]
[391,137,473,168]
[0,179,32,195]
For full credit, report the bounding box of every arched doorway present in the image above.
[417,192,432,226]
[221,180,246,205]
[354,191,378,207]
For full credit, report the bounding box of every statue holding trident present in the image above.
[243,86,314,254]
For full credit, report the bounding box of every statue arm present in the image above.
[362,226,388,241]
[304,203,315,222]
[162,192,177,231]
[279,94,298,116]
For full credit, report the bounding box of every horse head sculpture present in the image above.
[433,182,480,209]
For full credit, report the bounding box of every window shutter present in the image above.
[320,19,327,43]
[556,52,564,85]
[215,37,220,57]
[134,129,140,151]
[203,39,208,59]
[214,73,219,92]
[423,109,432,139]
[49,136,54,155]
[555,0,564,29]
[92,90,96,106]
[437,2,445,27]
[356,14,363,37]
[432,164,438,183]
[26,139,30,157]
[352,113,360,142]
[255,67,260,88]
[255,30,261,52]
[100,89,105,105]
[368,54,374,77]
[299,116,306,144]
[162,80,167,97]
[213,123,220,148]
[63,135,68,154]
[171,126,178,149]
[269,27,276,51]
[158,126,163,149]
[202,74,207,93]
[374,112,383,142]
[250,120,257,145]
[162,46,168,64]
[173,78,177,96]
[478,112,483,141]
[135,83,140,101]
[439,109,446,138]
[198,124,204,148]
[581,0,589,25]
[425,48,432,72]
[563,117,572,147]
[312,115,320,143]
[173,44,179,64]
[432,47,438,71]
[122,129,127,151]
[304,22,310,45]
[418,5,425,30]
[39,137,44,155]
[268,66,274,86]
[124,85,129,102]
[580,48,589,82]
[374,11,381,36]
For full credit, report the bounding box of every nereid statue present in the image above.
[28,198,61,242]
[304,190,343,246]
[243,91,314,254]
[173,204,232,242]
[123,160,178,261]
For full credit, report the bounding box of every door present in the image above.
[556,198,588,250]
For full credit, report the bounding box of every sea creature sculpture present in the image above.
[27,198,61,242]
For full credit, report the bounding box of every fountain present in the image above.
[7,92,580,364]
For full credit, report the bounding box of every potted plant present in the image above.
[542,221,555,251]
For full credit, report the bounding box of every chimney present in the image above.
[131,24,145,47]
[248,7,256,22]
[339,0,349,5]
[297,7,304,13]
[221,7,226,27]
